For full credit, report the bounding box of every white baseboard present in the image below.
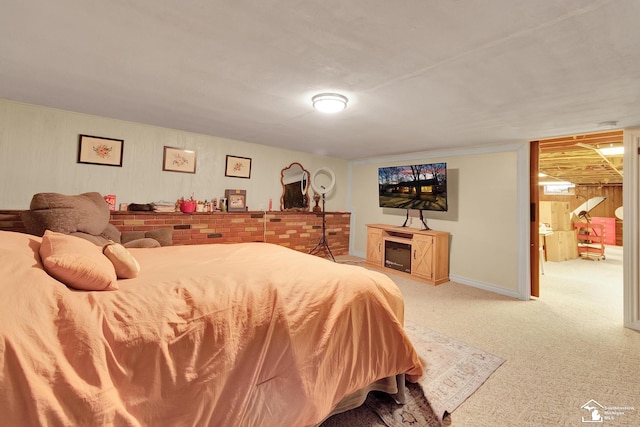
[448,274,527,300]
[349,250,528,300]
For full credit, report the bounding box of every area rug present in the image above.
[320,383,439,427]
[321,322,505,426]
[404,321,505,421]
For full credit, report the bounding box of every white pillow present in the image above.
[103,241,140,279]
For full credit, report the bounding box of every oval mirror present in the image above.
[280,162,310,211]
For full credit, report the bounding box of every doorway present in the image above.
[531,130,624,298]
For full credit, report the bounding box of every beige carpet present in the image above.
[320,320,504,426]
[334,245,640,426]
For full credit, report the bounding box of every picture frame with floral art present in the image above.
[225,155,252,179]
[225,189,247,212]
[77,134,124,167]
[163,146,197,174]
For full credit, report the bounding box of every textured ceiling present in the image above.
[1,0,639,160]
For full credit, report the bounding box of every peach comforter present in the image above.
[0,231,423,426]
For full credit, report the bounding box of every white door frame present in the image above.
[623,128,640,330]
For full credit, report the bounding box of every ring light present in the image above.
[300,170,309,194]
[311,167,336,195]
[309,166,336,261]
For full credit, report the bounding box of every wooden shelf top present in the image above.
[366,223,449,236]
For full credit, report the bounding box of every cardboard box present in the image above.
[540,201,572,231]
[544,230,578,262]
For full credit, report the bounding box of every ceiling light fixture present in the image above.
[597,120,618,129]
[312,93,348,113]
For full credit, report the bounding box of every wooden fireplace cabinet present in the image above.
[366,224,449,285]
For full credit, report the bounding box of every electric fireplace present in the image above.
[384,240,411,273]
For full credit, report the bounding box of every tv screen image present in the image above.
[378,162,447,211]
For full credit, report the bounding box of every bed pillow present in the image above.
[103,241,140,279]
[39,230,118,291]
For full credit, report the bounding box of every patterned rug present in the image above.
[321,322,505,426]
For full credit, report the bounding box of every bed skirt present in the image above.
[316,374,406,425]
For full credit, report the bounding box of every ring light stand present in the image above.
[309,167,336,261]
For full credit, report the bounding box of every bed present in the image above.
[0,230,423,426]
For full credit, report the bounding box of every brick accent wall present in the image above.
[0,210,351,257]
[0,211,27,234]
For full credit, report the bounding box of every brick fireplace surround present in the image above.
[0,210,351,257]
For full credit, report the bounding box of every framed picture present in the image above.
[163,146,197,174]
[77,134,124,167]
[225,155,252,179]
[225,189,247,212]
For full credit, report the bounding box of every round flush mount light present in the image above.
[312,93,348,113]
[597,120,618,129]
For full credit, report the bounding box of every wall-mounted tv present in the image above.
[378,162,447,212]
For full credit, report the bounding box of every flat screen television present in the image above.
[378,162,447,212]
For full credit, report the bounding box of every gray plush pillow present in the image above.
[122,238,161,249]
[100,223,122,242]
[145,228,173,247]
[121,229,172,247]
[70,231,109,246]
[24,192,110,236]
[20,211,46,236]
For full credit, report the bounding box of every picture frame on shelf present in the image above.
[77,134,124,167]
[225,189,247,212]
[225,155,252,179]
[163,146,197,174]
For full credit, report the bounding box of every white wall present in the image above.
[349,143,529,297]
[0,100,348,211]
[1,100,532,299]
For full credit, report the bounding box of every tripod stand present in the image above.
[309,192,335,261]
